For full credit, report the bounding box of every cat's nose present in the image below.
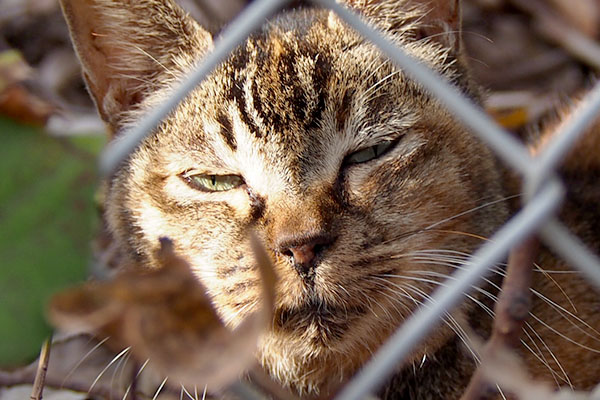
[276,233,333,279]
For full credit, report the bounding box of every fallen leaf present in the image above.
[48,234,275,390]
[0,50,55,126]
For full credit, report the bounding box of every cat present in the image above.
[58,0,600,398]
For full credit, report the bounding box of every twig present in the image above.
[0,372,168,400]
[460,236,540,400]
[0,368,118,400]
[30,336,52,400]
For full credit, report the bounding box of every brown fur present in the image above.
[59,0,600,398]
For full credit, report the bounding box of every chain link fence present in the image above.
[99,0,600,397]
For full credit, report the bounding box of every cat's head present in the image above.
[61,0,507,395]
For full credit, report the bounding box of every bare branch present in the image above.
[29,337,51,400]
[460,236,539,400]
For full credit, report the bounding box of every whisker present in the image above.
[529,312,600,354]
[401,283,480,363]
[153,376,169,400]
[441,258,599,343]
[89,346,131,393]
[371,275,479,363]
[422,194,520,232]
[110,349,132,398]
[62,336,110,388]
[458,281,572,386]
[366,279,412,318]
[532,264,578,312]
[405,254,600,344]
[378,266,578,384]
[523,322,573,388]
[519,326,562,387]
[427,229,490,242]
[181,385,194,400]
[530,288,600,342]
[381,194,519,245]
[122,359,150,400]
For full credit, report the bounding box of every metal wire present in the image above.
[541,219,600,291]
[313,0,533,175]
[334,180,564,400]
[97,0,600,398]
[527,80,600,195]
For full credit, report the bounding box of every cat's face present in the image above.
[62,0,507,395]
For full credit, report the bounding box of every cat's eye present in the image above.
[184,174,244,192]
[346,140,395,164]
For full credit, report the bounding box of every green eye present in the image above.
[185,174,244,192]
[346,140,395,164]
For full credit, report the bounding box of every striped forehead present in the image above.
[219,15,335,146]
[172,9,429,185]
[197,11,347,180]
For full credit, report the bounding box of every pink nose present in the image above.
[277,233,334,279]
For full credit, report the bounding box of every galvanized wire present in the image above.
[313,0,533,175]
[541,220,600,291]
[334,180,564,400]
[527,80,600,196]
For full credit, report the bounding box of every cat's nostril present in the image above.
[277,233,334,276]
[288,243,318,267]
[281,248,294,259]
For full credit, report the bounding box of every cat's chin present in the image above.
[259,292,459,396]
[258,328,357,397]
[273,300,367,345]
[256,297,388,396]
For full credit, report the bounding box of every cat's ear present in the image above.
[59,0,213,130]
[346,0,462,53]
[411,0,461,52]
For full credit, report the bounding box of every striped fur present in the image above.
[60,0,600,397]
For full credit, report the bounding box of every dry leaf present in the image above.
[49,235,276,390]
[485,91,559,129]
[0,50,55,125]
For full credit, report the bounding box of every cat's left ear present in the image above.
[411,0,462,53]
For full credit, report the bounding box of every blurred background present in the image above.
[1,0,599,395]
[0,0,247,373]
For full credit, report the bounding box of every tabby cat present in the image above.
[59,0,600,398]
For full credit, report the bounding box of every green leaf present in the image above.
[0,117,103,367]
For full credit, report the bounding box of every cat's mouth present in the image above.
[273,298,367,343]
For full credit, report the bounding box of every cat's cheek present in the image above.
[343,167,376,207]
[132,198,180,254]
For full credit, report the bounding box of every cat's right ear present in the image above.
[59,0,213,132]
[409,0,461,52]
[345,0,462,54]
